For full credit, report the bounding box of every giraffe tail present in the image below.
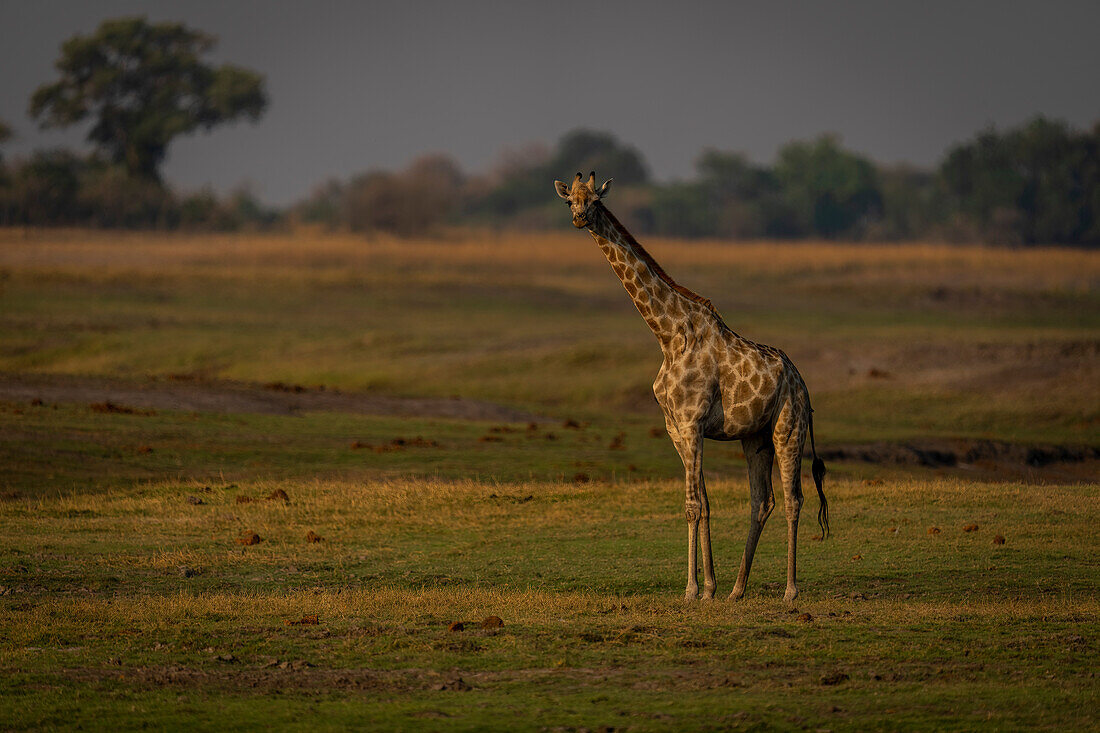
[809,410,829,539]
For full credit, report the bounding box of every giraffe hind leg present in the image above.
[774,410,807,603]
[777,446,804,602]
[729,431,774,601]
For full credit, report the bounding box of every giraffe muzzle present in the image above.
[572,216,587,228]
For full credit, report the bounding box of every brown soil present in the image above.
[800,338,1100,396]
[819,438,1100,482]
[89,401,155,416]
[0,372,540,422]
[284,615,319,626]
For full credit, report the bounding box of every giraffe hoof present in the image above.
[702,587,716,600]
[784,587,798,602]
[684,587,699,601]
[728,586,745,601]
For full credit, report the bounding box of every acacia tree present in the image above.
[29,16,267,180]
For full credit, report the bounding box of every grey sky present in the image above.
[2,1,1098,205]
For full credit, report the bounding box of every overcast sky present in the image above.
[2,1,1099,205]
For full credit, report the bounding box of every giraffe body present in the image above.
[555,172,828,601]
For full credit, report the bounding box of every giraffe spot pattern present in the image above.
[561,176,822,599]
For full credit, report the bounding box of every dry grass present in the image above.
[1,226,1097,443]
[2,227,1097,292]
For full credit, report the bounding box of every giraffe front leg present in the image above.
[673,427,712,600]
[685,502,700,601]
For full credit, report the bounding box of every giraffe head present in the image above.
[554,171,613,228]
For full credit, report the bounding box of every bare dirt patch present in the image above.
[89,401,154,416]
[0,372,539,422]
[820,438,1100,482]
[805,338,1100,396]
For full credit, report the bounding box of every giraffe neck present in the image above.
[586,201,707,347]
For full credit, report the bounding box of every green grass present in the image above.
[2,231,1098,440]
[2,472,1097,730]
[0,230,1097,729]
[0,401,719,496]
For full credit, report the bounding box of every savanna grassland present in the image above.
[1,227,1098,730]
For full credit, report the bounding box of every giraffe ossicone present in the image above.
[555,171,830,602]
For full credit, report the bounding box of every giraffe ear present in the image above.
[597,178,613,198]
[554,180,570,199]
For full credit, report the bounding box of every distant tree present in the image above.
[551,129,649,186]
[344,171,402,233]
[1085,122,1100,244]
[940,117,1100,245]
[223,187,280,231]
[6,150,87,225]
[692,150,792,238]
[874,165,947,240]
[467,143,552,219]
[344,154,464,236]
[774,135,882,238]
[647,181,712,238]
[696,150,774,200]
[467,129,649,223]
[29,16,267,180]
[490,142,551,185]
[177,189,229,230]
[405,154,465,213]
[0,118,11,171]
[77,162,176,228]
[295,178,346,228]
[939,127,1026,243]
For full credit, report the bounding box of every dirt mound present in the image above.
[236,531,262,546]
[0,372,540,422]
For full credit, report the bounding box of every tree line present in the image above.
[295,121,1100,246]
[2,17,1098,246]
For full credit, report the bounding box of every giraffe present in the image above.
[554,172,829,602]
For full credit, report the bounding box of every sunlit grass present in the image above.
[2,473,1097,729]
[0,228,1097,729]
[1,228,1097,439]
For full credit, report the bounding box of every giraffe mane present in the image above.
[594,201,725,322]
